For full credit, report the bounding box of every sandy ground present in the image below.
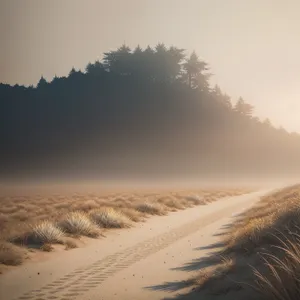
[0,189,274,300]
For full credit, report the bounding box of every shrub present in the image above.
[59,211,99,238]
[89,207,132,228]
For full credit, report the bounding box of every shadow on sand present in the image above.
[143,212,261,300]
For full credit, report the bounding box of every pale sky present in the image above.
[1,0,300,132]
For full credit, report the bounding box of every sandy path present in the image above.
[0,189,273,300]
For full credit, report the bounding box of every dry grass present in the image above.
[59,211,100,238]
[224,186,300,256]
[184,194,207,205]
[119,207,146,222]
[157,196,186,210]
[0,241,26,266]
[186,184,300,299]
[63,238,78,250]
[134,202,166,215]
[193,256,235,291]
[27,221,65,245]
[0,185,251,269]
[40,243,54,252]
[89,207,132,228]
[252,234,300,300]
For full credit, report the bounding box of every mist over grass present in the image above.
[1,43,300,180]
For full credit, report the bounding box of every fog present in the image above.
[1,1,300,187]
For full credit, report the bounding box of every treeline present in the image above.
[1,44,300,180]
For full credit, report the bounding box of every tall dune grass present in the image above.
[187,184,300,299]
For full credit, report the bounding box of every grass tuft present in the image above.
[59,211,99,238]
[89,207,132,228]
[253,233,300,300]
[134,202,166,215]
[29,221,65,245]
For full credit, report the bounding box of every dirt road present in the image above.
[0,189,274,300]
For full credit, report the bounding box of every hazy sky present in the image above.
[1,0,300,132]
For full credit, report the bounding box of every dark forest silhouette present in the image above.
[1,44,300,180]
